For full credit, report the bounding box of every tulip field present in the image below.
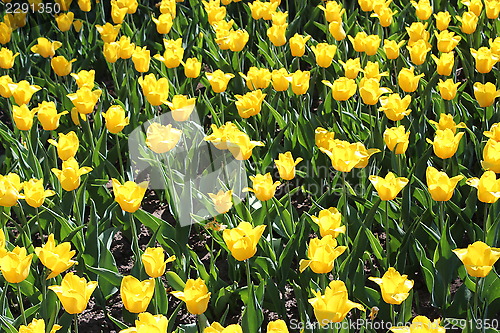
[2,0,500,332]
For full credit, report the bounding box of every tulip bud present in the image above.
[55,12,74,32]
[289,33,310,57]
[383,39,404,59]
[51,56,76,77]
[431,52,455,76]
[51,157,92,191]
[152,13,173,34]
[96,23,121,43]
[146,123,182,154]
[235,90,266,118]
[271,68,290,91]
[311,43,337,67]
[291,70,310,95]
[141,247,176,278]
[49,272,97,314]
[35,101,68,131]
[311,207,346,238]
[131,46,150,73]
[426,129,464,159]
[12,104,37,131]
[434,11,451,30]
[183,57,202,78]
[473,82,500,107]
[267,23,288,46]
[244,173,280,201]
[323,77,357,101]
[274,151,303,180]
[0,47,18,69]
[208,190,233,214]
[339,58,362,79]
[369,172,409,201]
[411,0,433,20]
[206,70,234,93]
[437,79,460,100]
[397,67,424,92]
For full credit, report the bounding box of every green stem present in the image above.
[72,191,82,226]
[385,200,391,268]
[74,314,79,333]
[129,213,143,271]
[474,277,480,321]
[439,201,445,236]
[17,284,27,326]
[116,135,125,181]
[245,259,252,295]
[390,304,395,326]
[484,204,490,242]
[35,207,44,244]
[342,172,350,247]
[286,181,294,233]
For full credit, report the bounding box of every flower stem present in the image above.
[35,207,44,245]
[74,314,79,333]
[385,200,391,268]
[484,204,490,242]
[129,213,143,271]
[342,172,350,247]
[116,134,125,182]
[439,201,445,236]
[17,284,27,326]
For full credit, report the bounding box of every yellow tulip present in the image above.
[267,320,289,332]
[0,229,6,259]
[152,13,173,34]
[390,316,445,333]
[55,12,74,32]
[30,37,62,58]
[239,67,271,90]
[0,47,18,69]
[0,173,24,207]
[267,23,287,46]
[291,70,310,95]
[12,104,37,131]
[453,241,500,277]
[51,157,92,191]
[96,23,121,43]
[235,90,266,118]
[437,79,460,100]
[299,235,347,273]
[120,312,169,333]
[78,0,91,11]
[274,152,303,180]
[484,122,500,142]
[17,318,62,333]
[383,39,405,59]
[204,122,240,150]
[471,47,499,74]
[244,173,280,201]
[428,113,466,133]
[206,70,235,93]
[67,87,102,115]
[457,11,478,34]
[359,78,392,105]
[203,0,226,24]
[208,190,233,214]
[35,101,68,131]
[384,126,410,154]
[48,131,79,161]
[9,80,42,105]
[120,276,155,313]
[431,52,454,76]
[289,33,310,57]
[70,70,95,89]
[154,38,184,68]
[271,11,288,25]
[131,46,151,73]
[183,57,202,78]
[103,43,119,60]
[49,272,97,314]
[223,221,266,261]
[171,278,211,314]
[434,11,451,30]
[379,93,412,121]
[339,58,362,79]
[435,30,461,53]
[320,139,369,172]
[146,123,182,154]
[226,132,264,160]
[138,73,170,106]
[362,61,388,81]
[112,178,148,213]
[228,29,250,52]
[318,1,344,22]
[0,75,13,98]
[141,247,176,278]
[159,0,176,16]
[466,171,500,203]
[323,77,357,101]
[485,0,500,18]
[0,22,11,44]
[328,20,346,41]
[407,39,431,65]
[369,172,409,201]
[118,36,135,59]
[353,142,381,169]
[51,56,75,77]
[369,267,414,304]
[204,322,243,333]
[363,34,381,56]
[426,166,463,201]
[35,234,77,279]
[463,0,483,16]
[474,82,500,107]
[315,127,335,150]
[111,0,128,23]
[102,105,129,134]
[73,20,83,32]
[23,178,55,208]
[0,246,32,283]
[311,207,346,238]
[166,95,196,122]
[398,67,424,92]
[426,129,464,159]
[271,68,290,91]
[411,0,432,20]
[311,43,337,68]
[348,31,368,52]
[406,22,429,44]
[308,280,364,325]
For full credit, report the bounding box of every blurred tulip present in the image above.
[384,126,410,154]
[463,0,483,15]
[299,235,347,274]
[369,172,409,200]
[411,0,432,20]
[371,6,397,27]
[0,247,32,283]
[390,316,445,333]
[146,123,182,154]
[35,234,76,279]
[208,189,233,214]
[485,0,500,18]
[138,73,170,105]
[103,42,121,63]
[383,39,405,59]
[431,52,454,76]
[315,127,335,150]
[379,93,412,121]
[142,247,176,278]
[111,0,128,23]
[12,104,37,131]
[369,267,414,304]
[453,241,500,277]
[429,113,466,134]
[471,47,499,73]
[171,278,211,314]
[271,68,290,91]
[203,0,226,24]
[70,70,95,89]
[239,67,271,90]
[0,75,13,98]
[205,322,243,333]
[223,221,266,261]
[407,39,431,65]
[353,142,381,168]
[289,33,310,57]
[96,23,121,43]
[0,47,18,69]
[183,57,202,78]
[31,37,62,58]
[120,276,155,313]
[340,58,362,79]
[426,166,463,201]
[435,30,461,53]
[9,80,42,105]
[131,46,151,73]
[0,22,11,44]
[226,131,264,160]
[78,0,91,11]
[244,173,280,201]
[457,11,478,34]
[35,101,68,131]
[328,20,346,40]
[228,29,249,52]
[397,67,424,92]
[311,43,337,67]
[291,70,310,95]
[319,139,369,172]
[473,82,500,107]
[166,95,196,121]
[235,90,266,118]
[359,78,391,105]
[484,123,500,141]
[102,105,129,133]
[17,318,62,333]
[51,157,92,191]
[67,87,102,115]
[267,24,287,46]
[318,1,344,22]
[434,11,451,30]
[406,22,429,44]
[206,70,235,93]
[482,140,500,173]
[311,207,346,238]
[51,56,75,77]
[467,171,500,203]
[55,12,74,32]
[437,79,461,100]
[275,152,303,180]
[23,178,55,208]
[427,129,464,159]
[0,173,24,207]
[154,38,184,68]
[152,13,173,34]
[120,313,169,333]
[358,0,374,11]
[348,31,368,52]
[323,77,357,101]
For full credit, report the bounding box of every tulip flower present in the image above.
[485,0,500,19]
[471,47,499,74]
[429,113,466,133]
[111,0,128,23]
[300,235,347,273]
[291,70,310,95]
[23,178,56,208]
[120,312,169,333]
[34,101,68,131]
[466,171,500,203]
[141,247,176,278]
[226,132,264,160]
[0,229,5,258]
[51,157,92,191]
[0,173,24,207]
[239,67,271,90]
[70,70,95,89]
[146,123,182,154]
[308,280,364,325]
[318,1,344,22]
[117,35,135,59]
[411,0,432,20]
[353,142,381,169]
[96,23,121,43]
[484,123,500,142]
[48,131,79,161]
[154,38,184,68]
[17,318,62,333]
[369,267,414,304]
[311,43,337,67]
[431,52,454,76]
[223,221,266,261]
[203,0,226,24]
[328,20,346,41]
[183,57,202,78]
[267,23,287,46]
[369,172,409,201]
[315,127,335,150]
[9,80,42,105]
[0,246,32,283]
[73,20,83,32]
[453,241,500,277]
[437,79,460,101]
[152,13,173,34]
[49,272,97,314]
[311,207,346,238]
[78,0,91,11]
[320,139,369,172]
[379,93,412,121]
[208,190,233,214]
[165,95,196,122]
[130,46,150,73]
[426,166,463,201]
[159,0,175,16]
[55,12,74,32]
[390,316,445,333]
[51,56,75,77]
[228,29,250,52]
[323,77,357,101]
[203,123,244,150]
[427,129,464,159]
[398,67,424,92]
[289,33,310,57]
[473,82,500,107]
[359,78,392,105]
[406,22,429,44]
[112,178,148,213]
[371,6,397,27]
[275,152,303,180]
[362,61,388,81]
[348,31,368,52]
[435,30,461,53]
[0,75,13,98]
[383,39,405,59]
[35,234,77,279]
[384,126,410,154]
[120,276,155,313]
[463,0,483,15]
[206,70,235,93]
[235,90,266,118]
[30,37,62,58]
[267,320,289,332]
[407,39,431,65]
[339,58,362,79]
[244,173,280,201]
[271,68,290,91]
[102,105,129,133]
[0,22,12,44]
[434,11,451,30]
[171,278,211,315]
[205,322,243,333]
[363,35,381,56]
[12,104,37,131]
[482,140,500,173]
[138,73,170,106]
[67,88,102,115]
[457,11,478,34]
[0,47,18,69]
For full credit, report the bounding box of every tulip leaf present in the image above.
[85,265,123,287]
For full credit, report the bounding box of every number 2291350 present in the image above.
[5,2,61,14]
